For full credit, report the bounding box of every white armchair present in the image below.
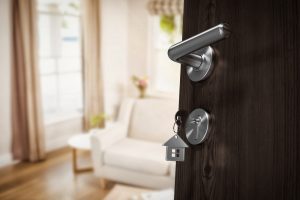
[91,97,177,189]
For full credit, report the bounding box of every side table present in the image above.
[68,133,93,173]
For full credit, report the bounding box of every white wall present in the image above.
[127,0,150,95]
[101,0,129,119]
[0,0,12,167]
[45,118,83,151]
[101,0,151,117]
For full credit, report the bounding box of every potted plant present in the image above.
[89,113,109,133]
[132,75,148,98]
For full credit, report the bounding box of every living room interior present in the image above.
[3,0,300,200]
[0,0,183,199]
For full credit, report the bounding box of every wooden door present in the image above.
[175,0,300,199]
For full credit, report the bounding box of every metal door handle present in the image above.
[168,23,231,82]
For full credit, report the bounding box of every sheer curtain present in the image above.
[11,0,45,162]
[81,0,105,130]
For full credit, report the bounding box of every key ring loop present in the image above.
[173,118,182,134]
[175,117,182,125]
[173,122,179,134]
[173,110,186,134]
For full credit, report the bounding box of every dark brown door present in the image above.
[175,0,300,199]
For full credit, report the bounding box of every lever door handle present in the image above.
[168,23,231,82]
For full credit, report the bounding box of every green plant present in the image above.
[68,2,79,10]
[90,113,109,128]
[160,15,176,36]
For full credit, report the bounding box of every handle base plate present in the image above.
[186,46,214,82]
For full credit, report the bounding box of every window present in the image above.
[37,0,83,123]
[148,15,182,95]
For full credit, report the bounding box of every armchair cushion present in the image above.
[103,138,169,176]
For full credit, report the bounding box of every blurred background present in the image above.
[0,0,183,199]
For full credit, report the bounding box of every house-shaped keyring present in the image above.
[163,135,189,162]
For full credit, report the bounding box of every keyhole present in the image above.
[191,115,203,140]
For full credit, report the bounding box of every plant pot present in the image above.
[138,87,146,98]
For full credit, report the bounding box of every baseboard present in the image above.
[0,153,14,168]
[46,137,67,152]
[45,117,83,152]
[46,133,76,152]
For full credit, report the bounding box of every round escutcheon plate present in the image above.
[186,46,214,82]
[185,108,210,145]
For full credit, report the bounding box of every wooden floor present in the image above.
[0,148,113,200]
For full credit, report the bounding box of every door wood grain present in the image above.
[175,0,300,199]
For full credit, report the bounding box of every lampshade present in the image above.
[147,0,183,16]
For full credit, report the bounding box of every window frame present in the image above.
[37,5,83,124]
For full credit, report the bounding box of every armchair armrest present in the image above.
[91,123,127,149]
[90,123,127,175]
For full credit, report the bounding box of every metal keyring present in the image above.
[173,110,186,133]
[173,118,182,133]
[173,122,179,133]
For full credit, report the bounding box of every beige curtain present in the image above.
[81,0,104,130]
[11,0,46,162]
